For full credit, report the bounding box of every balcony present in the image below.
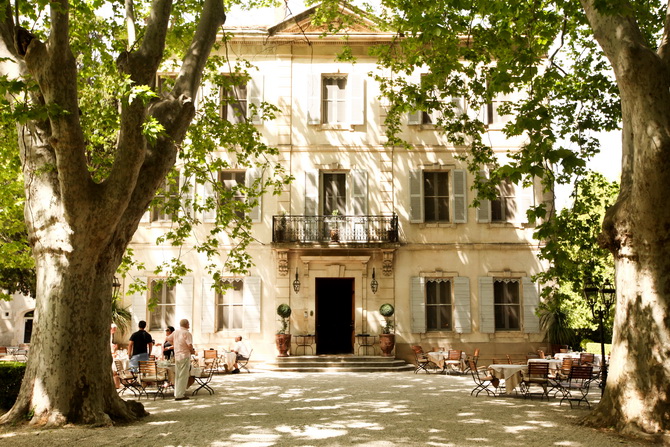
[272,214,399,244]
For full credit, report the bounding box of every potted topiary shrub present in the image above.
[379,303,395,356]
[276,303,292,357]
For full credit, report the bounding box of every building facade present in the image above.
[121,4,550,364]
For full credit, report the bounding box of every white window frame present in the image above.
[215,279,244,332]
[307,73,365,126]
[147,278,176,332]
[150,173,180,223]
[201,276,261,334]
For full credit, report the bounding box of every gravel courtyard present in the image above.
[0,371,650,446]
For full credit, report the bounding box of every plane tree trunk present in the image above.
[0,0,225,427]
[581,0,670,439]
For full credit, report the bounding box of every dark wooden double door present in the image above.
[315,278,354,355]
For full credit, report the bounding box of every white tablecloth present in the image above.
[488,364,527,394]
[426,351,467,371]
[527,358,562,372]
[553,352,602,366]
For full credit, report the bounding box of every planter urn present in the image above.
[379,333,395,356]
[276,333,291,357]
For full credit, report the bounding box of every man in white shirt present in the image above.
[167,319,195,400]
[232,335,250,374]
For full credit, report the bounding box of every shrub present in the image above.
[0,362,26,410]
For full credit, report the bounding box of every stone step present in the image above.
[260,355,415,373]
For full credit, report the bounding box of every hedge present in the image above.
[0,362,26,410]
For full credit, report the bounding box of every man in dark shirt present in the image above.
[128,320,153,370]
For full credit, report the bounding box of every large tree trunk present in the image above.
[0,0,225,426]
[581,0,670,439]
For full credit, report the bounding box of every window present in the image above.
[426,280,452,331]
[151,174,179,222]
[157,74,176,94]
[423,171,450,222]
[322,76,348,124]
[494,279,520,330]
[304,170,368,216]
[201,277,261,334]
[491,179,515,222]
[216,280,244,331]
[307,73,364,126]
[220,82,248,124]
[484,92,514,127]
[410,169,467,223]
[322,173,347,215]
[148,279,176,331]
[220,171,246,219]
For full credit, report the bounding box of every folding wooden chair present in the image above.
[444,349,464,374]
[192,366,215,395]
[468,360,499,397]
[237,349,253,373]
[203,349,219,373]
[138,360,168,400]
[411,345,438,374]
[559,365,594,408]
[521,362,550,400]
[115,360,141,397]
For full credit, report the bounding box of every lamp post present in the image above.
[112,276,121,300]
[583,280,616,393]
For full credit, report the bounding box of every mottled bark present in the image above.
[581,0,670,440]
[0,0,225,427]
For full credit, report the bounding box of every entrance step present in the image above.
[261,355,415,373]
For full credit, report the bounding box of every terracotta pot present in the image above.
[276,333,292,357]
[379,333,395,357]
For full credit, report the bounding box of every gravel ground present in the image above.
[0,370,651,446]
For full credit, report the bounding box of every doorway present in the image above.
[315,278,354,355]
[23,310,33,344]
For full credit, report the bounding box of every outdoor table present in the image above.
[488,364,528,394]
[427,351,467,372]
[355,334,377,355]
[527,358,562,373]
[294,334,315,355]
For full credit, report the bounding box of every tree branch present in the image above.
[173,0,226,101]
[658,3,670,63]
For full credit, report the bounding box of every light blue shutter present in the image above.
[201,279,216,334]
[410,276,426,333]
[243,276,261,333]
[523,277,540,333]
[304,170,319,215]
[453,277,471,333]
[348,73,365,125]
[350,170,368,215]
[409,169,423,223]
[203,181,217,223]
[246,169,262,223]
[175,276,193,327]
[513,182,535,225]
[477,170,491,223]
[479,277,495,333]
[131,277,148,328]
[247,75,264,125]
[408,109,422,125]
[452,169,467,223]
[307,73,321,125]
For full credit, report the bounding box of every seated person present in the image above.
[231,335,250,374]
[163,326,175,360]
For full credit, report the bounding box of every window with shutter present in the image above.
[494,279,521,331]
[216,280,244,331]
[151,173,180,222]
[220,75,248,124]
[426,279,452,331]
[410,169,468,223]
[147,279,176,331]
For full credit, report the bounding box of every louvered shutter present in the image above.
[243,276,261,333]
[452,169,467,223]
[304,170,319,215]
[453,277,471,333]
[201,278,216,334]
[522,277,540,333]
[175,276,193,327]
[512,182,535,225]
[307,73,321,125]
[410,276,426,333]
[479,277,495,333]
[246,169,262,223]
[202,180,218,223]
[408,110,422,125]
[409,169,424,223]
[350,170,368,215]
[247,75,264,125]
[348,74,365,125]
[130,277,148,328]
[477,170,491,223]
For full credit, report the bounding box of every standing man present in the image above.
[128,320,153,370]
[167,319,195,401]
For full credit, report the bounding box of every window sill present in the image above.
[312,123,358,131]
[409,124,440,131]
[419,222,455,229]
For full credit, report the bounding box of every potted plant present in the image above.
[328,210,341,242]
[276,303,292,357]
[379,303,395,356]
[275,213,287,242]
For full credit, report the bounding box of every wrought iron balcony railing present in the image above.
[272,214,399,244]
